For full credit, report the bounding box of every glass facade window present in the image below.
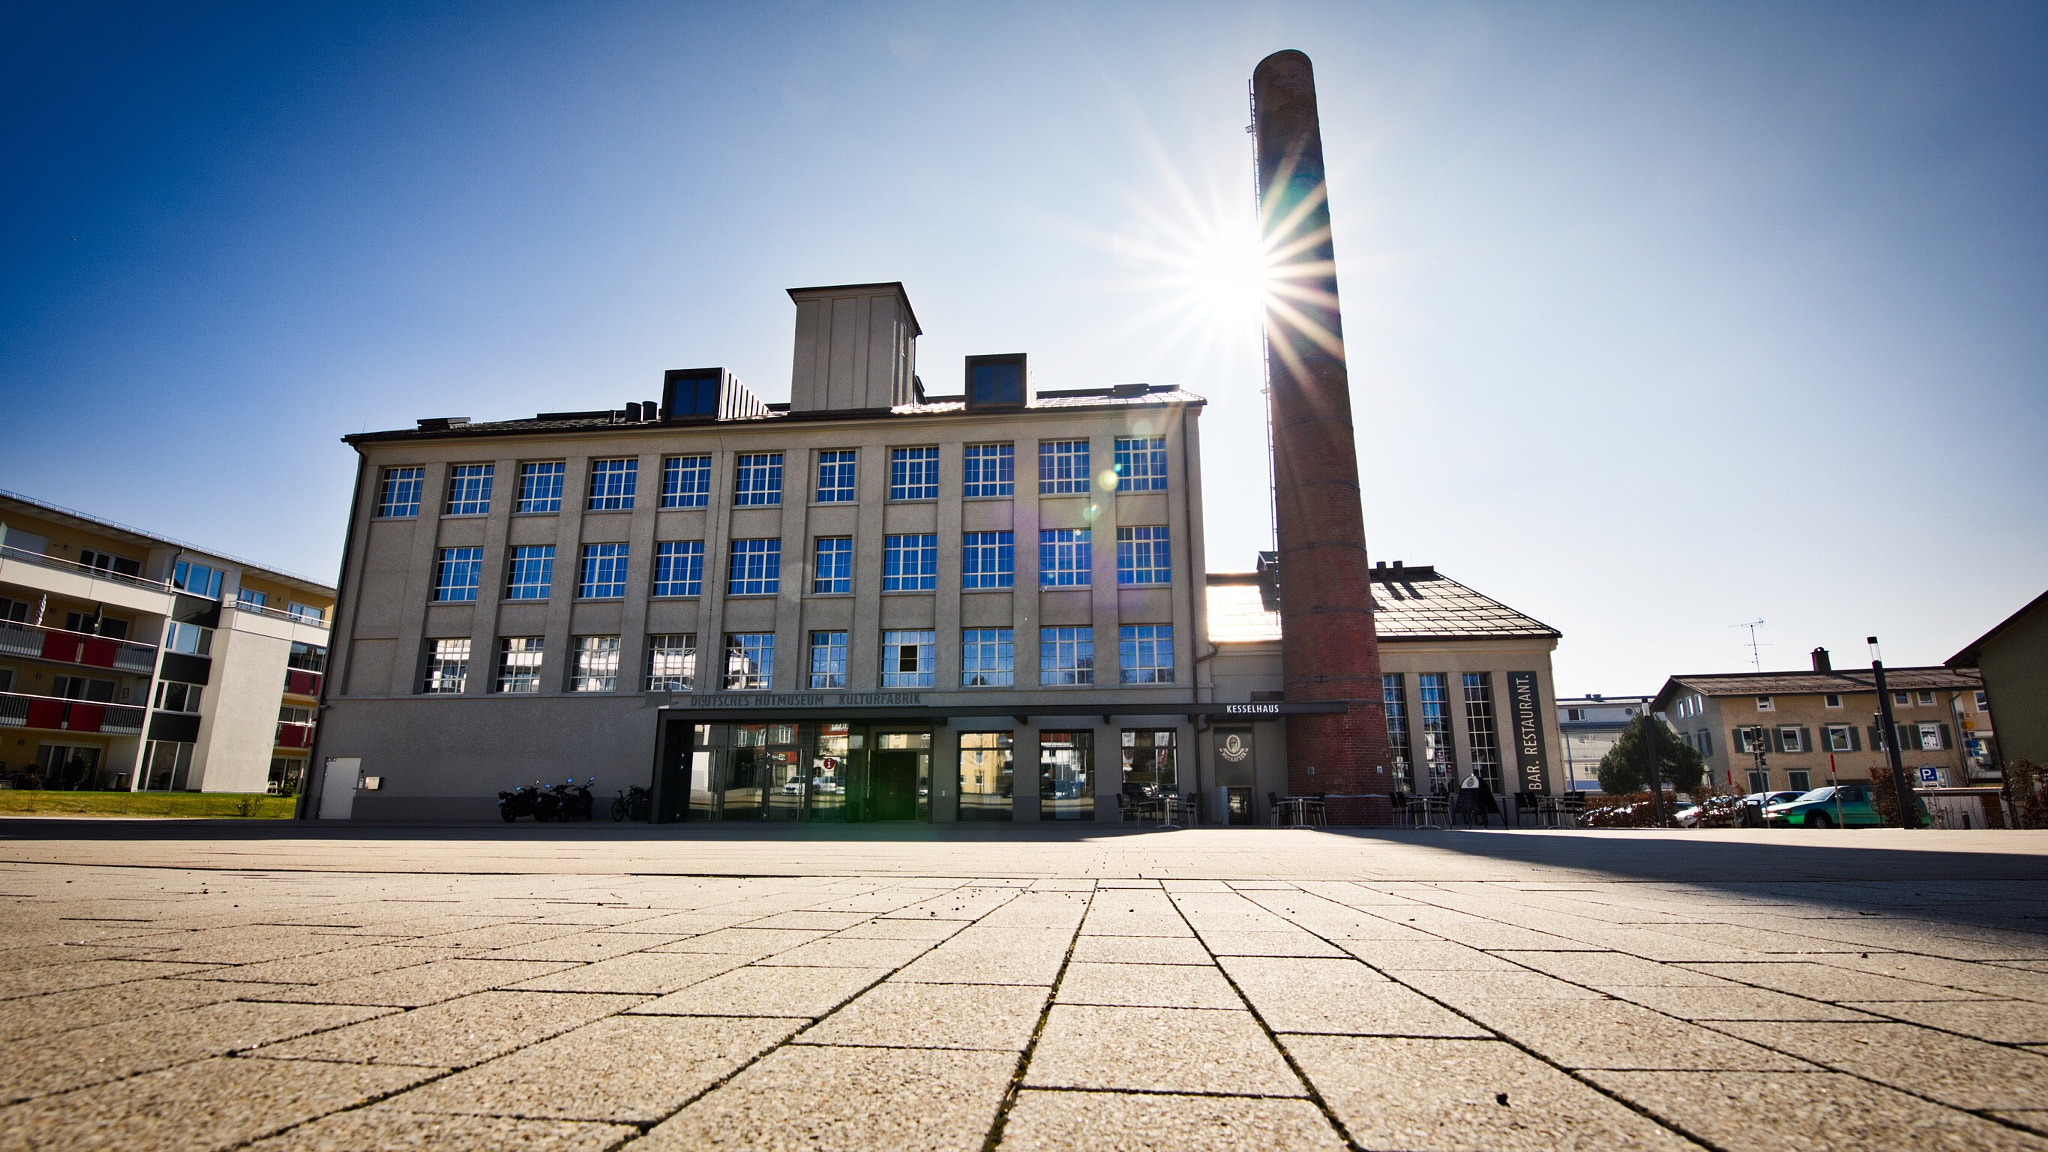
[578,543,629,599]
[962,628,1014,687]
[1039,528,1091,587]
[883,534,938,592]
[517,461,564,513]
[1383,674,1413,789]
[154,680,203,713]
[1040,626,1094,686]
[653,541,704,597]
[164,622,212,656]
[963,443,1014,497]
[1039,439,1090,494]
[962,532,1014,589]
[1118,625,1174,684]
[725,633,774,690]
[813,537,852,594]
[734,453,784,506]
[505,545,554,600]
[646,634,696,691]
[1418,673,1455,793]
[1116,525,1171,585]
[172,560,224,599]
[433,547,483,602]
[889,446,939,500]
[496,637,544,693]
[1121,729,1177,792]
[287,642,327,673]
[809,631,848,689]
[881,630,936,688]
[587,458,637,510]
[1463,672,1502,794]
[1039,730,1093,820]
[377,466,424,517]
[727,539,780,596]
[445,464,493,515]
[286,601,324,624]
[1114,436,1168,491]
[958,732,1014,820]
[815,450,857,503]
[662,455,712,509]
[571,635,620,692]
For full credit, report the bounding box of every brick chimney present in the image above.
[1252,50,1394,824]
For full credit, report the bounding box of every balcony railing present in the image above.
[232,596,329,628]
[0,691,146,736]
[281,667,324,697]
[0,544,175,593]
[275,721,316,749]
[0,619,158,674]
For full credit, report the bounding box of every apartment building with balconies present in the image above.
[0,490,335,794]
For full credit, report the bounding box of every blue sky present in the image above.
[3,2,2043,693]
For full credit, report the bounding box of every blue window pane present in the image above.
[662,456,711,509]
[505,546,554,600]
[889,447,938,500]
[378,467,424,517]
[962,531,1015,590]
[963,444,1015,498]
[578,543,630,598]
[588,459,637,511]
[1115,525,1171,586]
[518,462,564,513]
[653,541,704,597]
[813,537,853,594]
[1039,528,1091,587]
[1039,440,1089,495]
[734,453,784,507]
[816,450,858,503]
[1118,624,1174,684]
[433,547,483,602]
[445,465,494,516]
[1114,436,1168,492]
[727,539,781,596]
[883,534,938,591]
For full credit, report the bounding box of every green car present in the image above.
[1763,784,1922,828]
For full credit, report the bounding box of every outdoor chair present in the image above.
[1512,792,1544,827]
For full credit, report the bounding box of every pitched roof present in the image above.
[1948,587,2048,668]
[1205,568,1560,645]
[1652,667,1983,711]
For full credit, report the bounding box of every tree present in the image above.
[1596,715,1706,796]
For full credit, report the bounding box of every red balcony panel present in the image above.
[40,631,79,662]
[64,704,105,733]
[26,699,64,729]
[275,722,313,749]
[80,638,118,668]
[285,669,322,696]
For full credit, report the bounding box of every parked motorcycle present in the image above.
[552,777,596,821]
[496,782,543,823]
[533,782,562,822]
[613,785,652,822]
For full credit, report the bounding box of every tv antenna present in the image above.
[1731,619,1767,671]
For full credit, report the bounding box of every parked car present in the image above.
[1764,785,1879,828]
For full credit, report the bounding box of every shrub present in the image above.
[2008,761,2048,830]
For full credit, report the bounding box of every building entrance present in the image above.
[668,717,930,823]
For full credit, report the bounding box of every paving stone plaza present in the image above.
[3,823,2047,1151]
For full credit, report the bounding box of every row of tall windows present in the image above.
[1382,672,1506,794]
[419,625,1175,694]
[374,438,1172,519]
[429,526,1172,602]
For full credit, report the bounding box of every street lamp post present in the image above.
[1869,636,1918,829]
